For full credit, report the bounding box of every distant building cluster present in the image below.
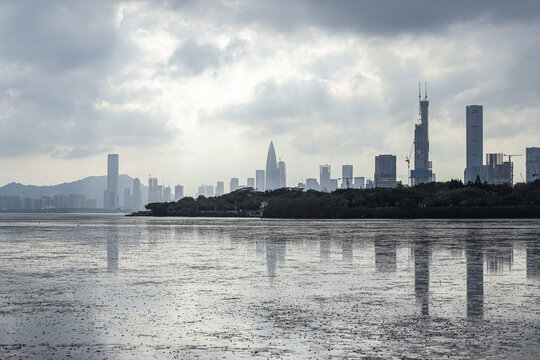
[0,194,97,210]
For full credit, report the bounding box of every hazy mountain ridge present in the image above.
[0,175,148,208]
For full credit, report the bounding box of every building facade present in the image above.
[278,161,286,188]
[526,147,540,182]
[215,182,224,196]
[104,154,119,209]
[265,142,280,190]
[341,165,353,188]
[465,105,484,183]
[320,164,331,191]
[229,178,239,193]
[255,170,265,191]
[174,185,184,200]
[374,155,397,188]
[411,85,433,185]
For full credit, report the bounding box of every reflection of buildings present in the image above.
[485,243,513,274]
[414,241,430,315]
[320,232,331,260]
[342,239,353,261]
[375,238,396,272]
[107,236,118,271]
[466,241,484,318]
[266,237,286,284]
[526,241,540,280]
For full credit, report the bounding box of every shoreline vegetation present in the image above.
[144,180,540,219]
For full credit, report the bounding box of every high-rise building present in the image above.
[320,164,331,191]
[230,178,239,193]
[485,153,512,185]
[124,188,131,208]
[329,179,338,191]
[306,178,321,191]
[265,141,280,190]
[133,178,142,209]
[374,155,397,188]
[278,161,286,188]
[148,177,159,203]
[215,181,224,196]
[255,170,265,191]
[526,147,540,182]
[104,154,119,209]
[174,185,184,200]
[411,84,432,185]
[163,186,172,202]
[341,165,353,188]
[465,105,484,183]
[205,185,214,197]
[353,177,365,189]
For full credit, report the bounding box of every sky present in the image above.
[1,0,539,196]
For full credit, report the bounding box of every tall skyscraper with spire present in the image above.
[265,141,280,190]
[411,82,433,185]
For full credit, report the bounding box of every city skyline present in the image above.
[1,1,540,195]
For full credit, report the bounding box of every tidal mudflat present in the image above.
[1,214,539,359]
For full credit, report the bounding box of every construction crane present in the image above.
[337,177,354,189]
[503,154,522,185]
[405,142,413,187]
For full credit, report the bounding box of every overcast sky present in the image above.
[1,0,539,195]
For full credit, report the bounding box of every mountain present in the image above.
[0,175,148,208]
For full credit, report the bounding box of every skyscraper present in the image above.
[485,153,512,185]
[124,188,131,208]
[411,84,432,185]
[526,147,540,182]
[133,178,142,209]
[104,154,119,209]
[247,177,255,188]
[465,105,484,183]
[320,164,331,191]
[148,177,159,203]
[229,178,239,193]
[255,170,265,191]
[374,155,397,188]
[215,181,224,196]
[174,185,184,200]
[341,165,353,188]
[278,160,286,188]
[163,186,172,202]
[265,141,280,190]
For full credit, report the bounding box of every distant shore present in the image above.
[0,209,131,214]
[144,180,540,219]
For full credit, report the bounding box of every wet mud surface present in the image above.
[1,214,539,359]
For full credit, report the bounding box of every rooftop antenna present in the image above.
[418,81,421,101]
[424,81,427,99]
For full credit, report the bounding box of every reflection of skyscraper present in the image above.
[526,240,540,280]
[414,241,430,315]
[107,236,118,271]
[374,238,397,272]
[485,242,513,274]
[266,142,280,190]
[266,236,286,285]
[466,241,484,318]
[320,237,330,260]
[342,239,353,261]
[104,154,119,209]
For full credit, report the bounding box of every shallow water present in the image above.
[0,214,539,359]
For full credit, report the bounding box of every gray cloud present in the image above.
[0,1,176,159]
[168,38,247,76]
[164,0,540,35]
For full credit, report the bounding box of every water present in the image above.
[0,214,539,359]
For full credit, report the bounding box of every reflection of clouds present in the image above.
[466,239,483,318]
[414,240,430,316]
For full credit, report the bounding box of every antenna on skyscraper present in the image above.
[424,81,427,99]
[418,81,421,101]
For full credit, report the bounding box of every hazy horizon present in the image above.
[1,1,540,196]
